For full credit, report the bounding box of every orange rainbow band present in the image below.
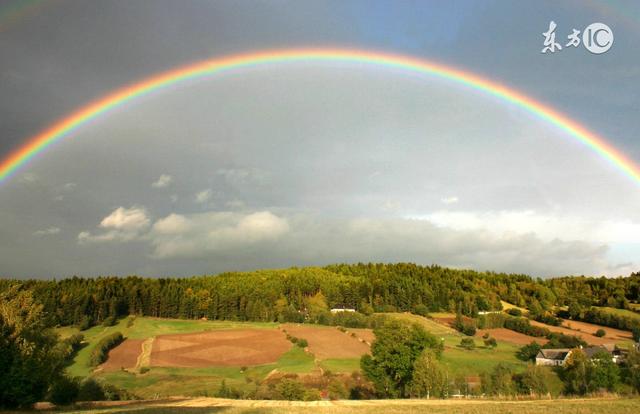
[1,48,639,185]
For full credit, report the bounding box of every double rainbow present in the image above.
[1,48,638,185]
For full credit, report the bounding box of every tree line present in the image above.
[2,263,638,331]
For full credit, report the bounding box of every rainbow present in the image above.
[1,48,639,185]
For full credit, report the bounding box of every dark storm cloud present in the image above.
[0,0,639,278]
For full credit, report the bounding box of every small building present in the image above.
[536,345,622,367]
[330,308,356,313]
[535,348,571,366]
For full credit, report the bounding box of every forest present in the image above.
[1,263,639,330]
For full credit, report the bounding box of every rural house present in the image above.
[535,348,571,366]
[536,345,621,367]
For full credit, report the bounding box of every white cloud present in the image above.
[441,196,459,205]
[78,206,150,243]
[150,211,289,259]
[33,227,61,236]
[411,210,640,244]
[151,174,173,189]
[152,213,192,235]
[63,182,77,191]
[194,189,212,204]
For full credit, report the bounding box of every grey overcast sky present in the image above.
[1,0,639,278]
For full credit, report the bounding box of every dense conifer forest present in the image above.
[1,263,639,329]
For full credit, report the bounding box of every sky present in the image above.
[1,0,639,279]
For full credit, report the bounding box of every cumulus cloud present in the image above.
[412,210,640,245]
[78,206,150,243]
[33,227,61,236]
[151,174,173,188]
[194,189,212,204]
[149,211,290,259]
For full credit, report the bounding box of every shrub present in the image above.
[77,315,92,331]
[327,379,348,400]
[462,323,476,336]
[77,378,105,401]
[126,316,135,328]
[48,376,80,405]
[413,304,430,317]
[507,308,522,317]
[516,341,541,362]
[595,328,606,337]
[303,388,322,401]
[89,332,124,366]
[296,338,308,348]
[275,379,305,400]
[102,316,117,327]
[139,367,150,374]
[460,338,475,350]
[484,337,497,348]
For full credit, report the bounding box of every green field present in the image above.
[59,315,559,399]
[26,397,640,414]
[60,317,276,377]
[385,313,531,378]
[99,346,314,398]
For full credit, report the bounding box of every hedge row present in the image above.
[89,332,124,366]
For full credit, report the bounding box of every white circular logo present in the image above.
[582,22,614,54]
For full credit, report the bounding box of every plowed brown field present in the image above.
[561,320,632,341]
[101,339,143,371]
[529,321,619,345]
[476,328,548,345]
[282,324,370,359]
[150,329,291,367]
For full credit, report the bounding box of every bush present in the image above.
[516,341,541,362]
[275,379,305,400]
[460,338,475,350]
[303,388,322,401]
[296,338,308,348]
[413,304,430,317]
[48,376,80,405]
[484,337,497,348]
[139,367,150,374]
[102,316,117,327]
[462,323,476,336]
[89,332,124,366]
[327,379,348,400]
[77,315,92,331]
[77,378,105,401]
[595,328,606,337]
[507,308,522,317]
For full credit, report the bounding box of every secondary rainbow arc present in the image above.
[1,48,639,185]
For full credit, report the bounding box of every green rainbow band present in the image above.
[1,48,638,185]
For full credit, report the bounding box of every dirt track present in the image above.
[282,324,370,359]
[101,339,143,371]
[150,329,291,367]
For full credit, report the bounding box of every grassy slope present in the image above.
[59,317,277,377]
[100,346,314,398]
[385,313,529,377]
